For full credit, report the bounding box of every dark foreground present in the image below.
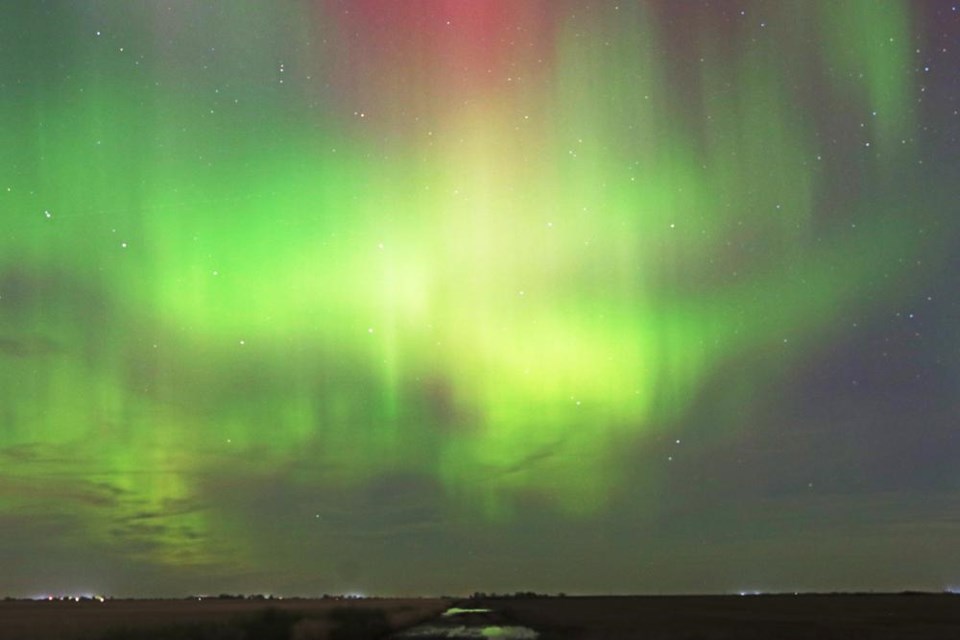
[3,594,960,639]
[473,594,960,639]
[0,597,451,640]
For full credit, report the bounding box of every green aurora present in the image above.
[1,1,957,594]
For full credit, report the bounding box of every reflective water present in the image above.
[396,624,539,639]
[395,604,539,639]
[442,607,493,616]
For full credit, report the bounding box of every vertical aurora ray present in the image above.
[0,0,951,586]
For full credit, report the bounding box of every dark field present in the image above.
[4,594,960,639]
[0,597,451,640]
[475,594,960,640]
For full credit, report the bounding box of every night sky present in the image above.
[1,0,959,598]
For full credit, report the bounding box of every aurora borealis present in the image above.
[1,0,959,596]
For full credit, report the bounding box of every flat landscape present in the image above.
[476,594,960,640]
[0,597,451,640]
[4,594,960,639]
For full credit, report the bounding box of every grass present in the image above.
[0,598,451,640]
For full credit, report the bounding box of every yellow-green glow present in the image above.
[0,1,941,577]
